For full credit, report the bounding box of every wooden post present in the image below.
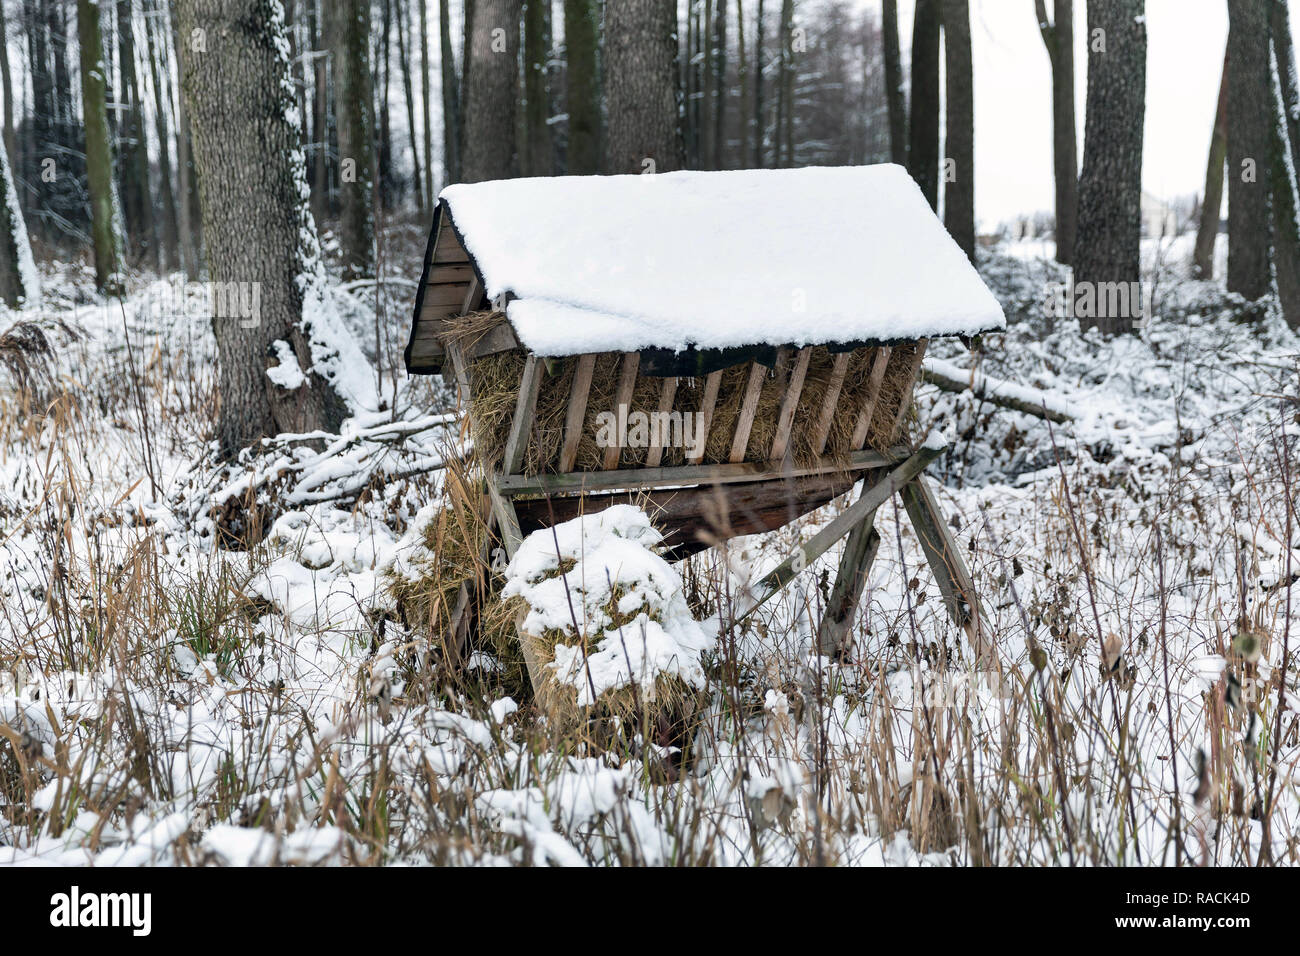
[559,354,597,472]
[815,476,883,656]
[603,352,641,469]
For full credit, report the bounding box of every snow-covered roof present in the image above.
[408,164,1005,369]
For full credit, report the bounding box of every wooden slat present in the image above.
[602,352,641,469]
[850,346,893,449]
[811,352,852,455]
[888,340,929,439]
[459,276,483,315]
[644,376,679,468]
[423,283,472,307]
[728,362,768,463]
[426,263,476,285]
[408,338,445,367]
[816,492,883,657]
[503,355,544,475]
[688,369,724,465]
[497,445,906,495]
[444,341,473,409]
[770,348,812,461]
[459,321,520,361]
[559,354,597,472]
[434,221,469,262]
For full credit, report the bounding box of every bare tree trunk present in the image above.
[1035,0,1077,264]
[171,3,203,278]
[713,0,727,170]
[1074,0,1146,335]
[1270,0,1300,186]
[377,0,394,203]
[117,0,154,266]
[908,0,941,209]
[1270,21,1300,328]
[943,0,974,261]
[77,0,121,293]
[882,0,905,166]
[604,0,680,174]
[310,0,330,221]
[1226,0,1272,301]
[462,0,521,182]
[144,0,179,272]
[333,0,375,278]
[1194,46,1229,279]
[564,0,599,174]
[753,0,765,166]
[439,0,461,183]
[523,0,554,176]
[419,0,434,203]
[0,140,37,307]
[397,0,423,208]
[0,2,13,160]
[176,0,347,458]
[778,0,794,167]
[736,0,749,166]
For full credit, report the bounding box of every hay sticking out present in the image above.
[457,312,921,474]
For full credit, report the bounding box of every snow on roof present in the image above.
[438,163,1006,357]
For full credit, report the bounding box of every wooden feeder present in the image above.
[404,165,1006,687]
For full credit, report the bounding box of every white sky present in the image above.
[877,0,1256,228]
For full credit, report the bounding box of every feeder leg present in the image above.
[815,501,882,658]
[484,475,553,698]
[899,473,992,663]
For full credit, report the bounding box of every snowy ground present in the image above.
[0,232,1297,866]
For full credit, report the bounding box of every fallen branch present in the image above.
[922,357,1079,423]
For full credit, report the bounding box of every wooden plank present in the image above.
[644,377,679,468]
[426,263,476,285]
[444,340,473,408]
[888,340,929,439]
[423,283,472,307]
[514,473,860,558]
[737,443,943,619]
[850,346,893,449]
[603,352,641,469]
[729,362,768,463]
[434,221,469,262]
[899,471,990,662]
[498,445,905,495]
[559,354,597,472]
[811,352,853,455]
[459,275,483,315]
[486,478,524,556]
[688,369,724,465]
[460,320,520,362]
[815,478,883,657]
[407,338,446,368]
[770,348,813,461]
[503,355,544,475]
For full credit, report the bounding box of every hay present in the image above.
[453,312,919,475]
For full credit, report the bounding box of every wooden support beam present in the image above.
[603,352,641,469]
[688,369,724,465]
[815,491,883,657]
[645,376,679,468]
[889,340,929,439]
[771,348,812,461]
[559,354,597,473]
[459,275,483,315]
[444,340,473,409]
[503,355,544,475]
[729,362,768,463]
[737,442,944,619]
[486,478,524,556]
[851,346,893,449]
[811,352,852,455]
[899,471,991,662]
[496,445,906,495]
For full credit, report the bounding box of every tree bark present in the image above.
[0,1,13,161]
[778,0,794,167]
[77,0,122,293]
[736,0,749,166]
[882,0,905,166]
[117,0,154,266]
[908,0,941,209]
[396,0,423,209]
[1074,0,1146,335]
[1269,28,1300,329]
[461,0,521,182]
[419,0,434,203]
[439,0,461,183]
[332,0,376,278]
[0,139,36,307]
[1226,0,1272,301]
[713,0,727,170]
[1035,0,1077,264]
[563,0,599,175]
[176,0,347,457]
[1193,46,1228,279]
[523,0,554,176]
[943,0,974,261]
[1270,0,1300,190]
[604,0,681,174]
[753,0,765,166]
[144,0,179,272]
